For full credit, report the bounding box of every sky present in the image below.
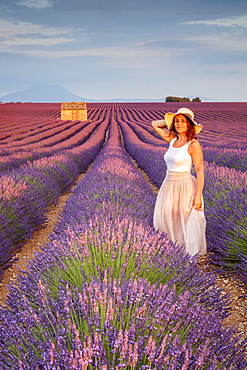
[0,0,247,101]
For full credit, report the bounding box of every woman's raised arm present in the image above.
[151,120,174,143]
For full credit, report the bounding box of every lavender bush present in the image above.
[203,163,247,279]
[1,275,245,369]
[0,172,54,270]
[203,147,247,172]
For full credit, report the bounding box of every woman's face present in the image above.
[174,114,188,134]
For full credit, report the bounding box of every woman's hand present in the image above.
[194,194,202,210]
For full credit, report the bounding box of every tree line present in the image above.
[165,96,201,102]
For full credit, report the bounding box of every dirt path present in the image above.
[217,273,246,338]
[197,256,247,341]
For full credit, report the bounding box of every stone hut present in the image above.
[61,102,87,121]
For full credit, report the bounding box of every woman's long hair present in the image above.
[169,115,197,141]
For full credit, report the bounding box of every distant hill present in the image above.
[0,83,219,103]
[0,84,165,103]
[0,83,96,103]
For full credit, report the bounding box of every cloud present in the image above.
[0,20,173,69]
[182,15,247,52]
[15,0,55,9]
[0,18,82,49]
[185,34,247,52]
[1,42,172,65]
[184,15,247,29]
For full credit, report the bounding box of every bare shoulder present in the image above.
[188,139,203,154]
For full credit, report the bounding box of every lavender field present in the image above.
[0,102,246,369]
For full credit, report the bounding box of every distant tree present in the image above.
[192,97,201,102]
[165,96,191,102]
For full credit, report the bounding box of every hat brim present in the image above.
[164,112,202,135]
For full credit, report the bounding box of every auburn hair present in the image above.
[169,115,197,141]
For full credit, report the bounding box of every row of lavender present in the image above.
[1,102,246,172]
[0,107,104,150]
[116,107,247,172]
[1,118,246,369]
[118,116,247,285]
[0,108,109,173]
[0,104,102,141]
[2,101,246,151]
[109,101,247,149]
[0,118,109,277]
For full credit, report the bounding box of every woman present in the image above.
[151,107,207,256]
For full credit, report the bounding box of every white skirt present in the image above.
[153,171,207,256]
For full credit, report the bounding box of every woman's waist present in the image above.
[165,162,192,172]
[165,170,192,180]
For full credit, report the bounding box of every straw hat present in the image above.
[165,107,202,134]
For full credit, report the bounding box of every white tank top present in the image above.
[164,137,194,172]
